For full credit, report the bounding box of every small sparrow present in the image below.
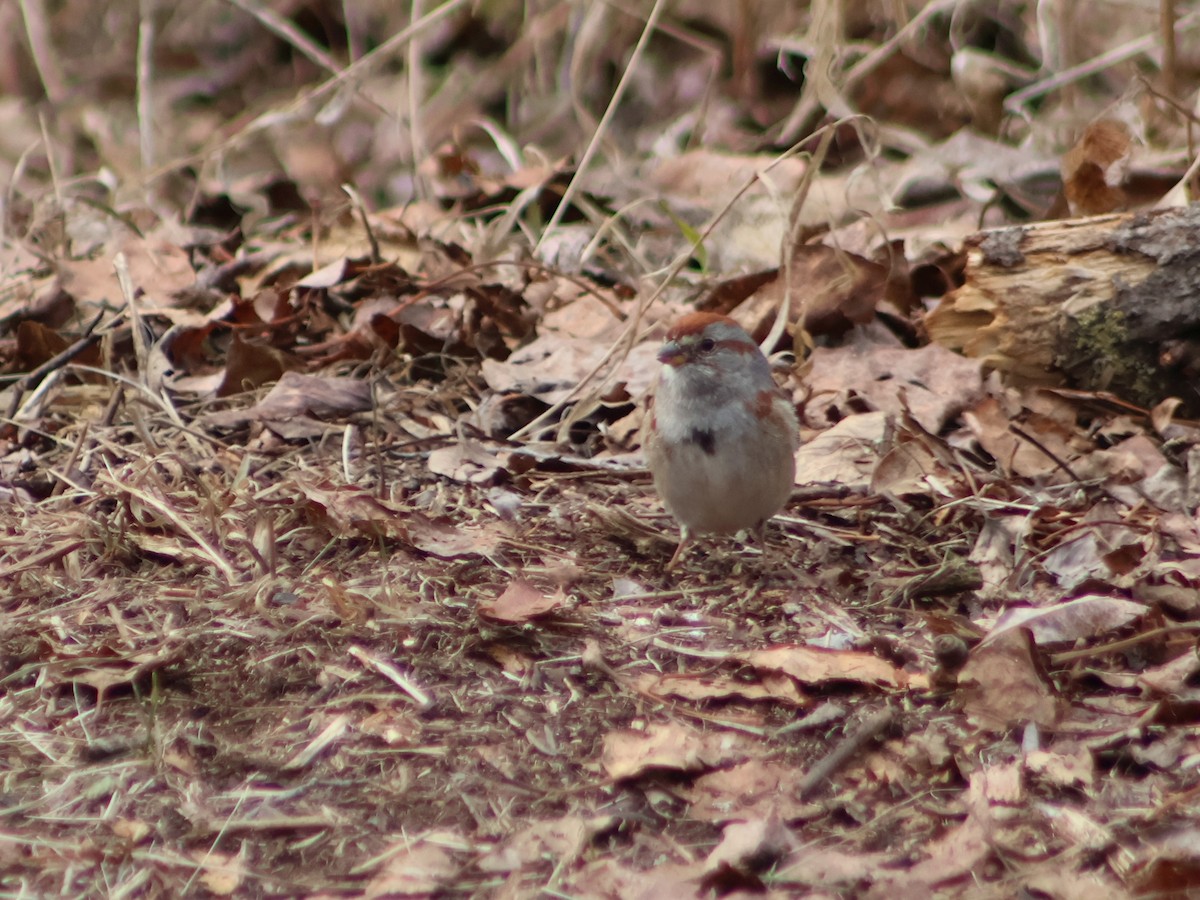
[644,312,800,568]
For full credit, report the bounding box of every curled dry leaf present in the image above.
[983,595,1148,646]
[203,371,372,433]
[788,244,886,338]
[299,482,406,539]
[216,333,294,397]
[1062,119,1133,217]
[871,431,965,498]
[739,644,922,691]
[633,671,807,707]
[426,439,510,484]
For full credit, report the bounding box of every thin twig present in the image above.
[1005,10,1200,114]
[533,0,669,255]
[137,0,156,173]
[348,645,435,711]
[798,707,894,799]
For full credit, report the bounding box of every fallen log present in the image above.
[925,204,1200,414]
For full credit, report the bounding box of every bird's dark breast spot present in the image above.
[687,427,716,455]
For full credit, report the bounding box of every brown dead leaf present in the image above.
[299,482,405,538]
[739,645,922,690]
[216,333,295,397]
[480,334,659,406]
[483,643,535,676]
[563,858,707,900]
[1039,804,1113,854]
[779,846,888,892]
[427,439,509,484]
[1025,743,1095,790]
[1137,651,1200,698]
[871,431,963,498]
[405,513,504,559]
[697,269,780,319]
[702,816,796,885]
[788,244,885,337]
[540,293,626,341]
[1062,119,1132,217]
[794,411,888,489]
[866,815,990,897]
[649,150,808,204]
[1023,869,1126,900]
[365,830,466,898]
[852,51,971,139]
[477,578,564,623]
[967,760,1023,807]
[964,395,1082,480]
[395,300,476,360]
[192,848,244,896]
[15,320,102,372]
[1043,530,1135,591]
[958,628,1059,731]
[685,760,816,823]
[58,236,195,314]
[297,256,351,289]
[1130,826,1200,897]
[601,723,734,780]
[806,341,985,434]
[204,372,372,433]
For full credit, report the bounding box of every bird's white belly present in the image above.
[654,435,794,534]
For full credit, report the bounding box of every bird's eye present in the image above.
[698,337,716,352]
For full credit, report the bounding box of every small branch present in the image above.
[798,707,894,799]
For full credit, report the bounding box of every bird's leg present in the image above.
[666,526,694,570]
[753,519,803,578]
[752,520,774,564]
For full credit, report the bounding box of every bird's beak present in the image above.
[657,341,686,366]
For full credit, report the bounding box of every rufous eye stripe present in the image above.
[711,338,757,355]
[746,389,776,419]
